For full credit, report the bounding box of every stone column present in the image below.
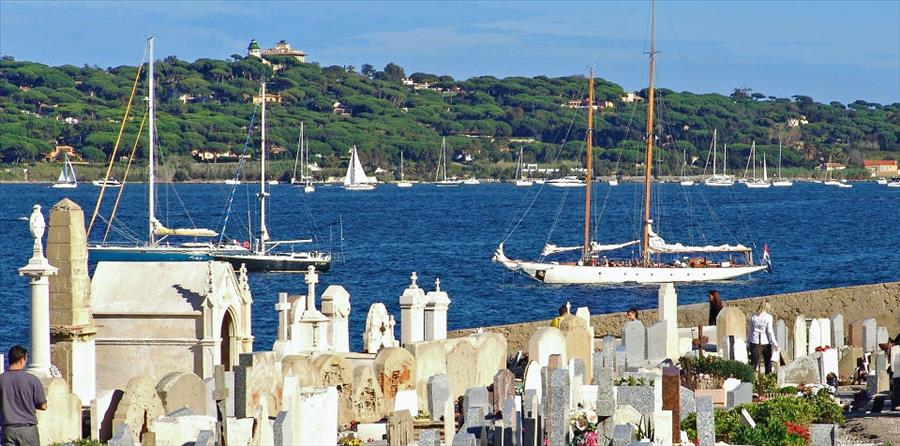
[657,283,679,360]
[399,272,427,345]
[273,292,293,359]
[305,266,318,311]
[321,285,351,352]
[423,278,451,341]
[19,204,58,379]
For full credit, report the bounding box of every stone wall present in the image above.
[449,281,900,354]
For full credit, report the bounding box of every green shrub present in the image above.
[679,355,755,385]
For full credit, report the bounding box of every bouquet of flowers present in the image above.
[568,407,601,446]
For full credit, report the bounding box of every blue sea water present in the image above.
[0,181,898,353]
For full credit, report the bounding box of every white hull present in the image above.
[515,180,534,187]
[435,180,462,187]
[534,179,545,185]
[704,180,734,187]
[679,180,695,186]
[397,182,413,188]
[92,180,122,188]
[268,180,279,185]
[304,185,315,193]
[745,181,771,189]
[462,178,481,185]
[608,179,619,186]
[500,257,766,284]
[345,184,375,191]
[546,177,585,188]
[772,180,793,187]
[875,179,888,185]
[225,179,241,185]
[51,183,77,189]
[887,181,900,188]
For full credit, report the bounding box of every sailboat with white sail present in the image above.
[704,129,734,186]
[214,82,332,272]
[493,6,768,284]
[344,145,376,191]
[397,151,413,188]
[679,144,694,186]
[435,137,462,186]
[291,121,315,193]
[514,147,533,186]
[744,142,771,188]
[52,153,77,188]
[772,141,793,187]
[89,37,243,262]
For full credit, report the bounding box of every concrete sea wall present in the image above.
[449,281,900,354]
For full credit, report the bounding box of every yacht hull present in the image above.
[507,260,767,284]
[214,253,331,273]
[88,245,246,262]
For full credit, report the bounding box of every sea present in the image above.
[1,181,898,353]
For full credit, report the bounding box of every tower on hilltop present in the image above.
[247,39,261,58]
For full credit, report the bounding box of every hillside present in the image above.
[1,53,898,181]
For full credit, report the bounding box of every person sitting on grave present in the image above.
[707,290,724,326]
[550,304,569,328]
[625,308,639,322]
[747,301,778,374]
[0,345,48,446]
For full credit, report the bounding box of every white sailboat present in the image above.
[823,155,851,187]
[745,142,771,188]
[608,178,619,186]
[493,6,768,285]
[679,144,694,186]
[546,176,585,187]
[344,145,376,191]
[435,137,462,186]
[772,141,793,187]
[704,130,734,186]
[397,151,413,188]
[291,122,315,193]
[514,147,533,186]
[214,82,332,272]
[52,153,78,188]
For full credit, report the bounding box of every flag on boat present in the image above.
[761,244,772,272]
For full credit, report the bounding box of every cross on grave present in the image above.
[693,325,709,357]
[435,278,441,292]
[410,271,419,288]
[213,365,229,446]
[305,265,318,311]
[275,292,291,341]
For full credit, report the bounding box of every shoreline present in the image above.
[449,281,900,354]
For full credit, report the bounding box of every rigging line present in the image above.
[541,187,572,261]
[217,108,257,244]
[96,213,143,244]
[103,110,147,243]
[88,50,147,236]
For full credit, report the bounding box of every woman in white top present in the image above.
[747,301,778,374]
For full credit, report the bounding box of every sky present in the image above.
[2,1,898,105]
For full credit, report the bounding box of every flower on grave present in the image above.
[785,421,811,441]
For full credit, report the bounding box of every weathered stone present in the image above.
[357,422,387,442]
[657,283,680,360]
[594,366,614,417]
[716,307,747,353]
[364,302,399,353]
[696,396,714,446]
[546,368,570,446]
[794,315,808,361]
[781,354,820,385]
[447,339,478,399]
[623,320,646,366]
[616,385,654,416]
[862,318,877,352]
[775,319,790,361]
[320,284,351,352]
[502,397,522,446]
[312,353,355,424]
[492,369,515,414]
[290,386,338,446]
[645,321,667,363]
[463,387,490,419]
[522,361,542,398]
[838,346,864,379]
[443,399,456,446]
[679,386,696,421]
[36,377,82,444]
[527,327,567,367]
[273,411,292,446]
[611,423,636,446]
[563,323,593,384]
[461,406,486,446]
[427,374,449,421]
[156,371,207,416]
[810,423,837,446]
[350,364,385,422]
[388,409,414,446]
[108,423,135,446]
[109,376,165,444]
[652,410,673,446]
[660,367,680,443]
[375,347,417,409]
[149,414,217,446]
[234,352,282,418]
[726,382,753,408]
[453,433,477,446]
[418,428,440,446]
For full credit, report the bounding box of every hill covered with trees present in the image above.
[1,52,897,180]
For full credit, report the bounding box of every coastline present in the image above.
[449,281,900,354]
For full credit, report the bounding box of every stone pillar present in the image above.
[19,204,58,379]
[305,266,318,312]
[321,285,351,352]
[657,283,679,360]
[399,272,427,345]
[423,278,451,341]
[273,292,293,359]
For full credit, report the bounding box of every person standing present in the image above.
[550,304,569,328]
[707,290,724,326]
[0,346,47,446]
[625,308,639,322]
[747,302,778,374]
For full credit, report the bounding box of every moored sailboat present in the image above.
[344,145,376,191]
[704,130,734,187]
[772,141,793,187]
[434,137,462,186]
[52,153,78,189]
[493,6,768,284]
[214,82,332,272]
[744,142,771,188]
[514,147,533,186]
[397,151,413,188]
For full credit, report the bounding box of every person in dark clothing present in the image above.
[626,308,639,322]
[708,290,724,325]
[0,345,47,446]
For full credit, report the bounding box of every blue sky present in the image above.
[2,1,898,104]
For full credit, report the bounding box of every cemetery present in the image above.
[5,198,900,445]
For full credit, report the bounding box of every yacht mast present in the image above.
[582,69,594,263]
[641,0,657,267]
[148,37,156,245]
[258,82,270,253]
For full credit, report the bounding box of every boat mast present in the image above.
[148,37,156,245]
[582,69,594,263]
[778,140,783,178]
[293,121,303,182]
[712,129,717,176]
[641,0,657,267]
[258,82,270,253]
[400,150,405,181]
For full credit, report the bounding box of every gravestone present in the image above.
[522,389,538,419]
[461,406,486,446]
[443,399,456,446]
[234,352,282,418]
[522,361,542,398]
[291,386,338,446]
[108,424,135,446]
[364,302,399,353]
[419,429,440,446]
[427,374,449,422]
[848,319,864,348]
[273,411,292,446]
[350,364,385,422]
[877,326,889,345]
[321,285,352,352]
[492,369,515,415]
[463,386,490,422]
[716,307,747,353]
[546,368,570,446]
[645,321,667,363]
[521,415,541,446]
[388,409,414,446]
[156,371,207,418]
[527,327,567,367]
[872,351,890,393]
[838,346,864,378]
[623,320,646,366]
[568,358,584,405]
[657,282,679,360]
[775,319,790,361]
[696,396,715,446]
[809,423,837,446]
[110,376,165,444]
[561,318,593,384]
[616,385,654,416]
[394,390,418,417]
[808,319,822,354]
[195,430,214,446]
[502,398,522,446]
[794,315,808,360]
[818,318,832,351]
[780,354,820,385]
[446,339,478,399]
[679,386,696,421]
[453,433,477,446]
[862,318,877,352]
[374,347,417,410]
[36,377,82,444]
[732,337,749,363]
[312,354,355,424]
[652,410,673,446]
[830,314,844,349]
[424,278,451,341]
[726,382,753,408]
[660,367,680,443]
[820,348,839,381]
[611,424,635,446]
[594,366,614,417]
[399,272,427,345]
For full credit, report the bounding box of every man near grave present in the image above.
[707,290,724,326]
[0,346,47,446]
[625,308,639,322]
[747,302,778,374]
[550,304,568,328]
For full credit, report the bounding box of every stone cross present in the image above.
[410,271,418,288]
[435,277,441,291]
[213,365,229,446]
[19,204,57,378]
[305,265,318,311]
[275,292,291,341]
